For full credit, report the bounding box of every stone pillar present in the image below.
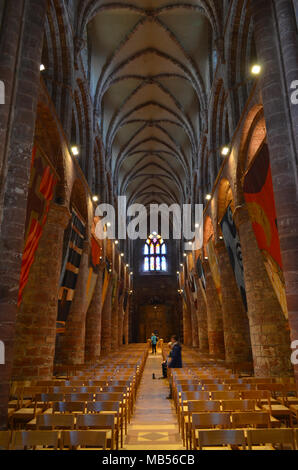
[84,265,105,363]
[100,276,113,356]
[215,240,252,364]
[194,274,209,353]
[185,281,199,347]
[0,0,48,430]
[58,241,90,365]
[182,296,192,347]
[252,0,298,384]
[203,261,225,358]
[234,205,293,376]
[110,276,120,351]
[12,204,70,380]
[117,291,125,347]
[123,300,129,345]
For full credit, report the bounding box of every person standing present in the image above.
[166,335,182,399]
[151,332,158,354]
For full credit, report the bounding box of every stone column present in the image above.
[203,261,225,358]
[100,275,114,356]
[182,295,192,347]
[110,276,120,352]
[123,300,129,345]
[252,0,298,384]
[84,265,105,363]
[215,240,252,364]
[12,203,70,380]
[194,274,209,353]
[118,291,125,347]
[0,0,48,430]
[234,205,293,376]
[58,241,90,365]
[185,281,199,347]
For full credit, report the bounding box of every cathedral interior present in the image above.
[0,0,298,451]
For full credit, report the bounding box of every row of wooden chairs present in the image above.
[0,429,108,450]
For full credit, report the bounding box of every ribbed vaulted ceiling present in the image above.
[84,1,215,208]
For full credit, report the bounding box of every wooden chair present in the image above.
[86,401,122,448]
[246,428,296,450]
[231,412,271,428]
[185,401,221,449]
[64,393,94,402]
[53,401,86,414]
[95,393,128,431]
[211,391,240,401]
[76,414,117,450]
[61,430,107,450]
[203,384,231,392]
[0,431,12,450]
[36,414,75,430]
[197,429,246,450]
[190,413,231,450]
[221,400,256,412]
[12,430,59,450]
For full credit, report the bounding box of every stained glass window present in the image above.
[143,234,167,272]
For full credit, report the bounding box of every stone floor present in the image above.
[124,351,185,450]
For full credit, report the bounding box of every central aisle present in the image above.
[124,351,185,450]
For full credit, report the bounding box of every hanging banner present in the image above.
[206,238,222,305]
[18,146,57,306]
[244,144,288,318]
[220,205,247,310]
[57,208,86,322]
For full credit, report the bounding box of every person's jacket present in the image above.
[151,335,157,345]
[168,342,182,368]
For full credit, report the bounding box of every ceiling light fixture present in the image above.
[71,146,79,156]
[206,194,212,201]
[40,64,45,71]
[221,146,230,157]
[251,64,262,75]
[92,195,99,202]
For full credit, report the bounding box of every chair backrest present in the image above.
[197,429,246,449]
[53,401,86,413]
[39,393,64,403]
[177,384,203,393]
[191,412,231,429]
[203,384,230,391]
[181,391,210,402]
[86,401,120,414]
[61,430,107,450]
[211,391,240,400]
[13,431,59,450]
[64,393,94,402]
[36,413,75,430]
[95,393,124,402]
[87,381,108,387]
[229,384,256,391]
[221,400,256,412]
[231,412,271,428]
[76,414,115,429]
[241,390,271,402]
[188,400,221,413]
[246,428,295,450]
[0,431,11,450]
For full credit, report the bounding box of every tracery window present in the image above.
[143,233,167,272]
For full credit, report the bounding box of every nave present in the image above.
[1,343,298,450]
